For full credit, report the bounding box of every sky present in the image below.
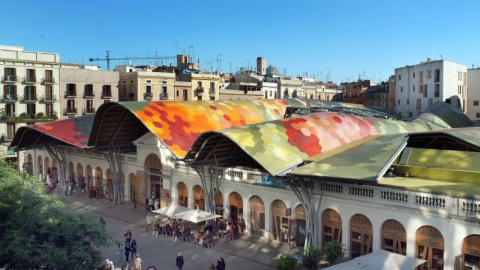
[1,0,480,84]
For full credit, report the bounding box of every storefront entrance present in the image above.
[350,214,373,259]
[322,209,342,246]
[459,234,480,270]
[381,219,406,255]
[272,199,289,244]
[249,196,265,237]
[416,226,444,270]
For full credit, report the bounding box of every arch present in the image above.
[95,167,103,199]
[229,192,244,235]
[249,196,265,237]
[215,191,224,216]
[26,153,33,174]
[271,199,288,244]
[77,163,84,177]
[37,155,43,180]
[129,173,137,204]
[177,182,188,207]
[295,204,306,247]
[85,165,93,193]
[193,185,205,211]
[144,153,162,170]
[322,209,342,246]
[416,226,444,270]
[68,161,75,178]
[381,219,406,255]
[350,214,373,259]
[462,234,480,269]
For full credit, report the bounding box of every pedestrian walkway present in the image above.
[67,194,302,270]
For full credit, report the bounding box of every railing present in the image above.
[21,95,38,102]
[160,93,169,100]
[39,95,57,102]
[209,89,215,94]
[2,75,18,82]
[64,91,76,97]
[83,91,95,98]
[22,76,36,83]
[1,94,18,101]
[42,77,55,84]
[144,92,153,100]
[82,107,96,114]
[64,108,77,115]
[196,87,204,93]
[102,91,112,98]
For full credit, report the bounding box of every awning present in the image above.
[323,249,426,270]
[152,205,221,223]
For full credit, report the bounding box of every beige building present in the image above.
[116,65,175,102]
[177,72,220,101]
[59,65,119,118]
[0,45,60,160]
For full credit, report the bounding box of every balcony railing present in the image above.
[82,107,96,115]
[42,77,55,84]
[64,90,76,97]
[102,91,112,98]
[39,95,56,103]
[160,93,169,100]
[21,95,38,102]
[196,87,204,95]
[83,91,95,98]
[2,75,18,83]
[209,89,215,95]
[22,76,36,84]
[144,92,153,100]
[64,108,77,115]
[1,94,18,101]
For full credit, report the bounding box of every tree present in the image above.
[323,240,344,264]
[0,158,114,270]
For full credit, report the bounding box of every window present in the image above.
[428,98,433,107]
[434,85,440,97]
[146,86,151,93]
[458,71,462,80]
[45,86,53,101]
[474,100,479,106]
[434,69,440,83]
[413,86,415,92]
[400,87,403,93]
[398,100,400,105]
[416,99,421,111]
[419,71,423,84]
[427,70,432,79]
[476,113,480,118]
[66,83,76,96]
[7,123,15,139]
[413,73,415,78]
[5,103,15,117]
[27,104,36,118]
[67,99,76,113]
[85,84,93,97]
[407,99,409,105]
[176,90,179,97]
[4,67,16,81]
[423,85,428,98]
[45,70,53,83]
[457,85,462,94]
[86,100,94,113]
[457,99,461,108]
[102,85,111,98]
[4,85,17,100]
[146,80,151,83]
[26,69,36,82]
[182,89,188,99]
[46,104,53,116]
[398,74,401,80]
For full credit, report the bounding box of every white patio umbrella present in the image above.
[174,208,221,223]
[324,249,426,270]
[152,204,190,218]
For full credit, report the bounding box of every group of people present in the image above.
[114,229,143,270]
[208,258,226,270]
[147,196,160,211]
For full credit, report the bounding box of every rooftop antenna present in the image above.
[439,54,443,60]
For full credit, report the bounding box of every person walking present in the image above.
[124,241,131,263]
[117,242,124,262]
[154,198,159,210]
[145,212,153,232]
[147,196,153,212]
[216,258,226,270]
[130,239,137,260]
[209,260,216,270]
[135,254,143,270]
[176,252,184,270]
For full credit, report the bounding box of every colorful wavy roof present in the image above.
[89,99,308,158]
[187,112,438,175]
[11,115,95,149]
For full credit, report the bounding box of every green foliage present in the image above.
[301,245,321,270]
[0,158,114,269]
[275,254,298,270]
[323,240,344,264]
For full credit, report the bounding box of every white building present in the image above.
[395,59,467,118]
[0,45,61,161]
[466,68,480,124]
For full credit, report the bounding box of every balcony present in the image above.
[196,87,204,95]
[143,92,153,100]
[2,75,18,83]
[82,107,96,115]
[83,91,95,99]
[209,89,215,96]
[64,108,77,115]
[64,90,77,98]
[21,94,38,103]
[160,93,169,100]
[42,77,55,84]
[22,76,36,84]
[1,94,18,102]
[102,91,112,99]
[39,95,56,103]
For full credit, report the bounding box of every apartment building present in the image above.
[315,81,343,102]
[59,65,119,118]
[176,72,220,101]
[116,65,175,102]
[466,68,480,124]
[0,45,60,160]
[395,59,467,118]
[279,77,302,98]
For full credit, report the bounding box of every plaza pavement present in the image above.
[67,193,302,270]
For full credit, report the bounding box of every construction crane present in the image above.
[89,50,176,71]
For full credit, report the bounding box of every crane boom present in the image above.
[89,50,176,70]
